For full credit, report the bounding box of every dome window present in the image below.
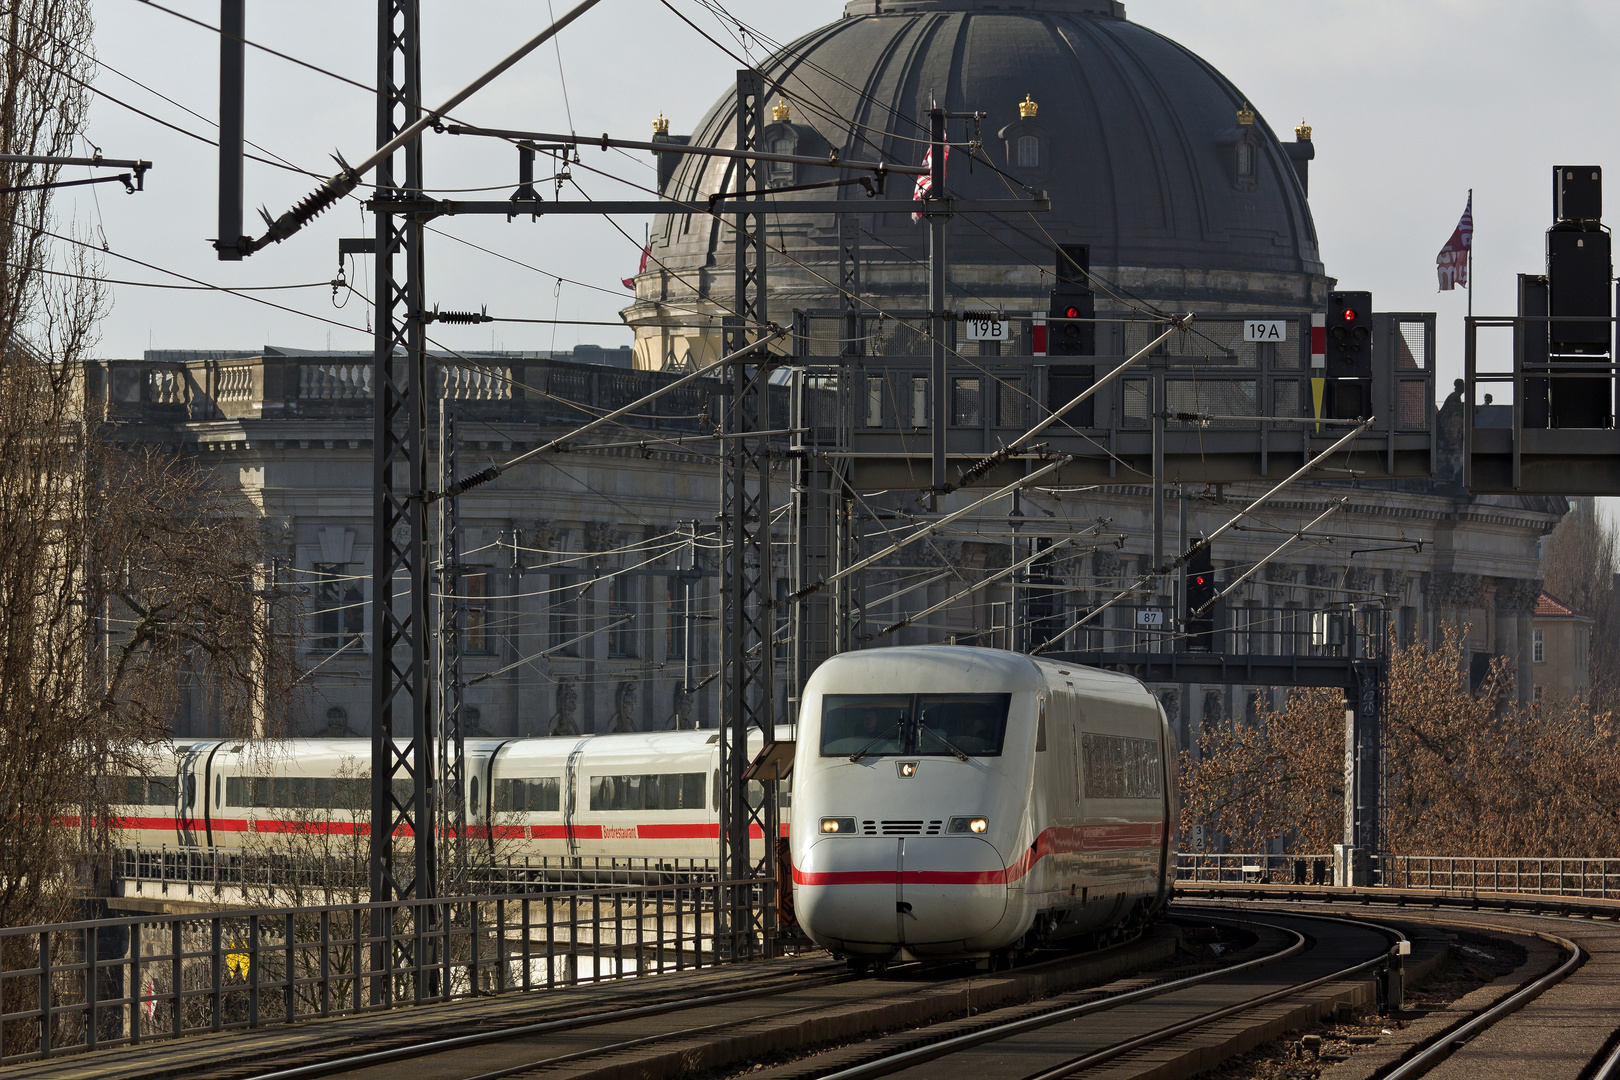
[1236,140,1253,179]
[769,137,796,187]
[1016,136,1040,169]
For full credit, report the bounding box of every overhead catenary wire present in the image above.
[1029,421,1375,657]
[1193,499,1347,617]
[242,0,607,254]
[863,529,1115,643]
[788,455,1074,606]
[434,328,788,502]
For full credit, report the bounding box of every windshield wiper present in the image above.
[916,722,971,762]
[848,722,902,763]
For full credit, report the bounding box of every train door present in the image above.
[481,740,519,857]
[174,743,212,847]
[563,739,590,859]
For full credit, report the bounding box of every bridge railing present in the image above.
[1176,852,1620,898]
[0,877,771,1065]
[1176,853,1335,886]
[1375,855,1620,897]
[113,845,721,900]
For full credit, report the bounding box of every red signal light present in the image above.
[1340,307,1358,323]
[1064,306,1080,319]
[1194,575,1206,585]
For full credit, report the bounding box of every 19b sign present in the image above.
[963,316,1008,342]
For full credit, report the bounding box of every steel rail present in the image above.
[1594,1034,1620,1080]
[1181,892,1602,1079]
[1020,910,1410,1080]
[814,918,1315,1080]
[240,961,849,1080]
[1380,931,1581,1078]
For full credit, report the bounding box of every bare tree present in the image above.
[1181,630,1620,858]
[0,0,302,955]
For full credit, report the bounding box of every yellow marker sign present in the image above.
[1311,377,1325,432]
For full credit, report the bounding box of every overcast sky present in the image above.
[72,0,1620,388]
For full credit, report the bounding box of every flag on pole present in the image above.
[911,145,947,222]
[622,243,651,290]
[1436,194,1473,291]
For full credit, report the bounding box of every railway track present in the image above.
[1173,890,1620,1080]
[43,887,1620,1080]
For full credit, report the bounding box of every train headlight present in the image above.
[820,817,855,834]
[897,762,918,778]
[949,816,989,834]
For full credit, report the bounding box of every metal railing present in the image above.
[1177,852,1620,898]
[1176,853,1334,886]
[0,877,771,1065]
[114,845,721,900]
[1376,855,1620,898]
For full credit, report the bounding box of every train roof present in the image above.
[809,646,1160,710]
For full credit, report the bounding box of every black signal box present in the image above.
[1556,165,1603,224]
[1326,291,1374,378]
[1547,229,1612,353]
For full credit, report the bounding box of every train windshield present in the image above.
[820,694,1012,758]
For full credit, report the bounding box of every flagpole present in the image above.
[1467,188,1473,320]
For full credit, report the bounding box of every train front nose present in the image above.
[794,836,1008,956]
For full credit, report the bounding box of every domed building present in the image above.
[625,0,1324,369]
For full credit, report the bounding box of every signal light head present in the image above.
[1064,306,1080,319]
[1341,308,1358,323]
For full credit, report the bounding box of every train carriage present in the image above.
[790,646,1175,965]
[109,729,787,863]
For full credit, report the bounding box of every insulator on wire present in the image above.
[426,304,493,325]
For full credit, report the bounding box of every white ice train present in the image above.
[790,646,1177,966]
[109,729,787,860]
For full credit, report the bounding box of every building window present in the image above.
[911,376,928,428]
[1533,628,1545,663]
[549,575,583,655]
[1016,135,1039,169]
[665,576,686,659]
[1534,686,1545,705]
[952,377,981,426]
[609,574,636,657]
[996,377,1024,428]
[768,137,795,188]
[1236,139,1254,179]
[462,571,490,654]
[866,375,884,428]
[314,563,364,651]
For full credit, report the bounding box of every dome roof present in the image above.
[628,1,1325,361]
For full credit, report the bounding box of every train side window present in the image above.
[215,775,222,809]
[226,777,245,807]
[470,775,481,816]
[184,775,196,809]
[1036,706,1047,752]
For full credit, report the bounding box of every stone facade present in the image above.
[92,347,1563,743]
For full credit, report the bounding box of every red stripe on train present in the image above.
[112,818,791,841]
